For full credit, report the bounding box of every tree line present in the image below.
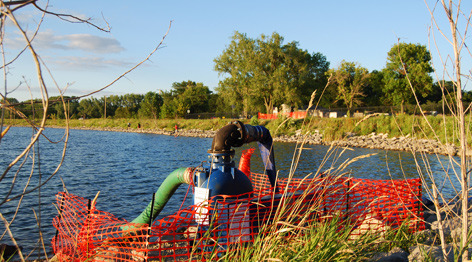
[4,31,472,120]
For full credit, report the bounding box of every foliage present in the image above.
[78,94,145,119]
[214,31,329,116]
[160,80,212,118]
[382,43,434,113]
[0,98,19,119]
[363,70,385,106]
[49,97,80,119]
[327,61,370,116]
[264,116,303,136]
[249,115,259,126]
[138,92,163,119]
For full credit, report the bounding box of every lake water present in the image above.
[0,126,460,259]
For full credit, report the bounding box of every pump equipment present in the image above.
[130,121,277,228]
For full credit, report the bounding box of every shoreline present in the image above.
[44,125,462,156]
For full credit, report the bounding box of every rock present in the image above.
[413,229,439,245]
[408,244,455,262]
[422,196,434,209]
[349,214,390,240]
[369,247,408,262]
[61,125,463,157]
[345,132,357,138]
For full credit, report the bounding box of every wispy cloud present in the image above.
[51,55,135,70]
[6,30,125,54]
[38,30,124,53]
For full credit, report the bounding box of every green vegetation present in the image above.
[327,61,370,117]
[382,43,434,114]
[214,31,330,116]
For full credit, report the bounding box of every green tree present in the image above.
[49,96,80,119]
[78,97,101,118]
[1,97,19,119]
[463,90,472,104]
[364,70,385,107]
[327,61,369,116]
[160,90,176,119]
[214,31,329,116]
[176,82,211,114]
[382,42,433,113]
[122,94,144,117]
[160,81,211,118]
[139,92,163,119]
[425,80,456,104]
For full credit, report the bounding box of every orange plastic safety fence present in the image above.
[52,175,423,261]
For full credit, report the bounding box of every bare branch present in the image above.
[32,1,111,32]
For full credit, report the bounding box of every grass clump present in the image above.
[219,213,419,262]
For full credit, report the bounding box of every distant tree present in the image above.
[171,80,194,96]
[1,98,19,119]
[207,93,222,113]
[363,70,385,107]
[176,83,211,114]
[160,81,211,118]
[463,90,472,104]
[49,96,80,119]
[425,80,456,104]
[282,41,330,109]
[139,92,163,119]
[92,97,106,118]
[99,93,144,118]
[122,94,144,117]
[23,99,47,119]
[214,31,329,116]
[106,95,122,117]
[78,97,101,118]
[382,42,433,113]
[327,61,369,116]
[160,90,176,118]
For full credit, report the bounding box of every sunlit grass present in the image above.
[216,207,419,262]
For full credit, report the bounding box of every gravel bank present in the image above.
[64,126,462,156]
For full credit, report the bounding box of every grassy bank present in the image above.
[5,114,467,146]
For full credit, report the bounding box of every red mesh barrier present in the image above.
[52,173,423,261]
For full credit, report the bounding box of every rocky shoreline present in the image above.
[63,126,462,156]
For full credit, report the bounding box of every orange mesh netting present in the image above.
[52,173,423,261]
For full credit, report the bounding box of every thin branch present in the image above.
[32,1,111,32]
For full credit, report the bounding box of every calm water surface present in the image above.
[0,126,460,258]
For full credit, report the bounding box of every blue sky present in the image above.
[4,0,471,101]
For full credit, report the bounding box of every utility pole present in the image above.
[104,96,107,119]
